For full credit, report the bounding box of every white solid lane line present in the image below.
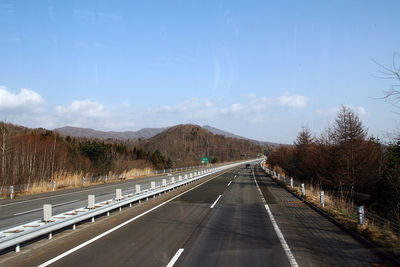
[37,176,217,267]
[227,181,232,187]
[252,167,299,267]
[0,184,129,207]
[210,195,222,209]
[13,200,81,216]
[166,248,184,267]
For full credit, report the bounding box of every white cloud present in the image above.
[247,92,308,112]
[52,99,137,131]
[221,103,244,114]
[351,105,366,115]
[52,99,125,130]
[277,91,308,108]
[56,99,105,117]
[153,92,308,125]
[0,86,45,113]
[247,93,257,99]
[158,98,216,113]
[316,105,367,117]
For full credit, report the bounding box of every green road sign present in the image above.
[201,157,209,163]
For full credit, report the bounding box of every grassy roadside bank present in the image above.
[262,162,400,260]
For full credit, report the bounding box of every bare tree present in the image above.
[374,53,400,109]
[0,125,7,180]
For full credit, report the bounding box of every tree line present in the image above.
[267,105,400,222]
[0,122,172,189]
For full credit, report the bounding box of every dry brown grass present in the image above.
[12,167,155,197]
[275,172,400,259]
[4,163,217,199]
[261,162,400,258]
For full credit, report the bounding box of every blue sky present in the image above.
[0,0,399,143]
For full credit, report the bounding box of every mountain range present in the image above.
[54,125,277,147]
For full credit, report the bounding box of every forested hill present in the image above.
[139,124,264,167]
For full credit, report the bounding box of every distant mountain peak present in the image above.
[53,124,278,146]
[54,126,168,140]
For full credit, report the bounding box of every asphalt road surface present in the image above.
[0,168,211,231]
[0,163,396,266]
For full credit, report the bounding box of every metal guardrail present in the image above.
[0,163,218,197]
[259,160,400,244]
[0,159,258,252]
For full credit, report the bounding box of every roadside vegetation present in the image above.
[0,122,175,196]
[267,105,400,223]
[266,105,400,258]
[0,122,265,197]
[266,169,400,258]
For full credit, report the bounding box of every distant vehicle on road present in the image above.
[246,164,250,168]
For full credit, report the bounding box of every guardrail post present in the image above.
[15,244,20,253]
[10,185,14,199]
[301,183,305,196]
[43,204,52,222]
[358,206,365,225]
[52,180,56,191]
[88,195,95,209]
[290,178,293,187]
[82,176,86,186]
[116,189,122,200]
[320,191,325,208]
[135,184,141,194]
[162,179,167,186]
[151,181,156,190]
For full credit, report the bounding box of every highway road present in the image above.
[0,163,396,266]
[0,168,211,231]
